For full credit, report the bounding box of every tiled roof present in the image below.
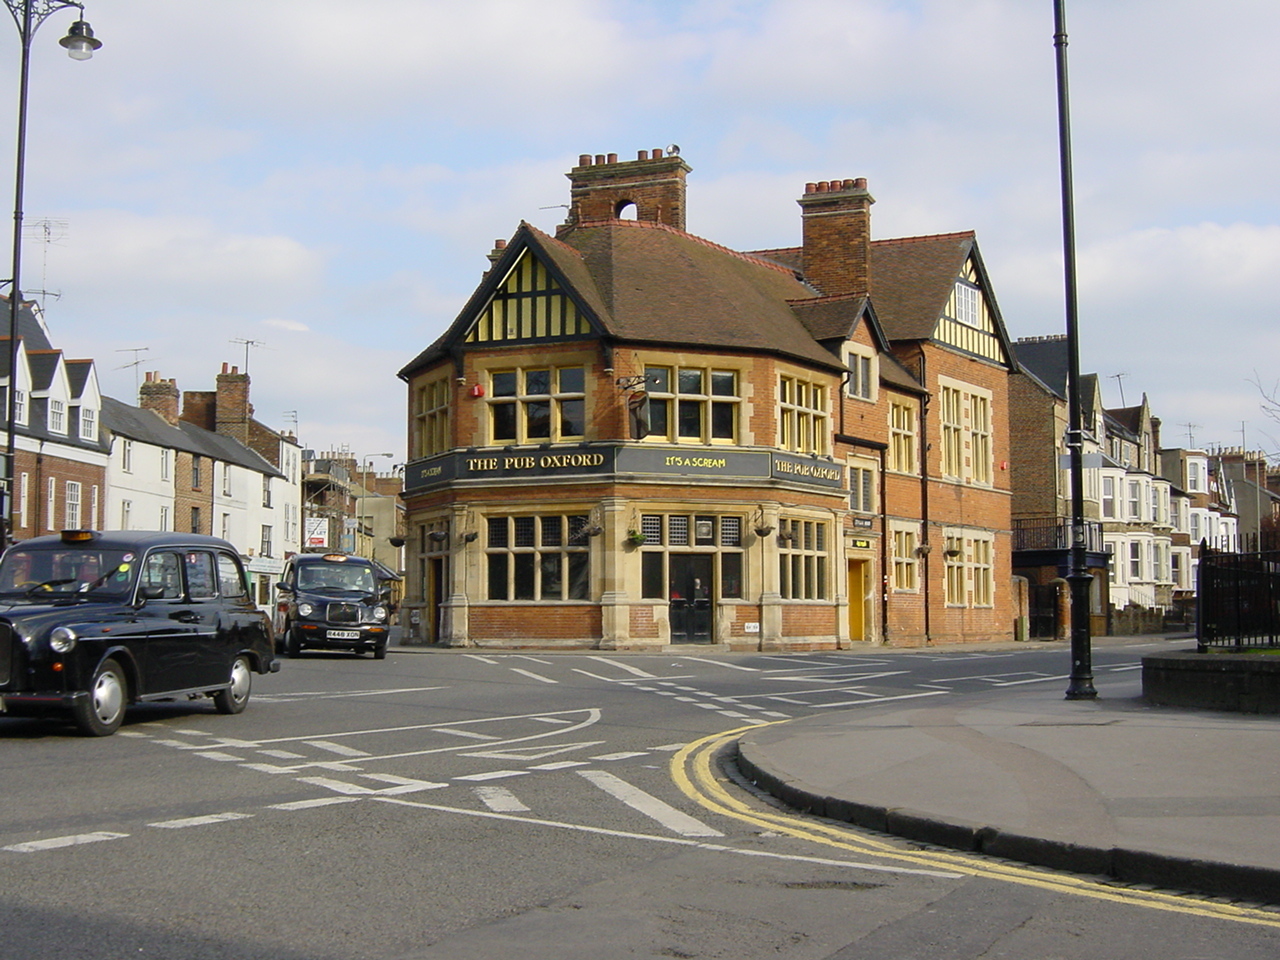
[869,233,974,341]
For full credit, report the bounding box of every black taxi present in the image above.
[0,530,278,736]
[274,552,392,658]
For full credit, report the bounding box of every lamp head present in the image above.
[60,20,102,61]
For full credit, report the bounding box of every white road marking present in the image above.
[5,832,128,853]
[268,797,361,811]
[455,770,530,782]
[297,777,378,795]
[989,674,1070,687]
[586,657,657,678]
[194,751,243,762]
[464,654,499,664]
[433,727,502,740]
[462,741,607,761]
[239,763,296,774]
[589,751,648,761]
[651,743,687,751]
[148,812,253,829]
[577,769,723,838]
[305,740,373,757]
[258,749,307,759]
[474,786,531,812]
[676,657,760,672]
[360,774,449,794]
[373,796,958,879]
[512,655,552,664]
[528,760,590,770]
[510,668,558,684]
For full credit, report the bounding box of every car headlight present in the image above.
[372,606,388,622]
[297,602,314,618]
[49,626,78,653]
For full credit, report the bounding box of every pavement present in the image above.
[735,652,1280,904]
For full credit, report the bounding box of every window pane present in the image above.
[678,399,702,438]
[540,554,562,598]
[678,368,703,394]
[559,398,584,437]
[525,399,551,438]
[525,369,551,395]
[488,554,508,600]
[493,403,517,441]
[646,366,669,392]
[488,517,508,547]
[559,367,584,393]
[514,516,536,547]
[649,398,669,436]
[641,553,664,598]
[541,517,562,547]
[492,372,517,397]
[185,552,218,599]
[513,554,536,599]
[721,553,743,598]
[710,401,734,440]
[567,553,590,600]
[710,371,735,396]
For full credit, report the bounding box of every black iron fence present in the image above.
[1013,517,1104,553]
[1198,547,1280,651]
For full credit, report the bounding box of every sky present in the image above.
[4,0,1278,466]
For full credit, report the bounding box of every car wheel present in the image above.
[286,626,304,658]
[213,655,252,715]
[373,641,388,660]
[72,658,127,736]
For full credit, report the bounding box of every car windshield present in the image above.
[297,563,376,593]
[0,546,139,599]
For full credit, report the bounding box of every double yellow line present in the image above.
[671,724,1280,929]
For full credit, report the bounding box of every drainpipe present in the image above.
[918,355,933,645]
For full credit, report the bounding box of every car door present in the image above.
[179,549,231,688]
[133,550,203,695]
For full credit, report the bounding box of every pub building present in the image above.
[398,149,1017,650]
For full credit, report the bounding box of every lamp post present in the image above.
[1053,0,1097,700]
[3,1,100,545]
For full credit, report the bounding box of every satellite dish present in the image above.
[666,144,680,157]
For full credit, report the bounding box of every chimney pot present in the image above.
[843,179,855,189]
[637,149,649,160]
[652,147,663,158]
[494,239,506,249]
[221,362,229,374]
[578,154,591,166]
[606,153,617,164]
[805,182,817,194]
[817,181,830,192]
[595,154,606,165]
[853,177,867,189]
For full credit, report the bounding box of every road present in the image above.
[3,637,1279,959]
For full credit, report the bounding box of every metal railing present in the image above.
[1013,517,1104,553]
[1197,547,1280,651]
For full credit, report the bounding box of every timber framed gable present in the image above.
[934,252,1015,369]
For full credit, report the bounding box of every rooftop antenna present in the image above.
[115,346,151,401]
[1180,421,1201,448]
[1109,371,1128,407]
[230,338,268,375]
[22,218,68,313]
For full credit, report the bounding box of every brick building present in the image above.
[398,150,1018,649]
[1,297,109,541]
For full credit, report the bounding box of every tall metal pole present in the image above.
[1055,0,1097,699]
[3,1,98,545]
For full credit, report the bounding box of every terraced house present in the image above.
[398,150,1017,649]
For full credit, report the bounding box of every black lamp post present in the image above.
[1053,0,1097,700]
[3,1,99,545]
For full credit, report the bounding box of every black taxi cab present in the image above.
[274,552,392,658]
[0,530,278,736]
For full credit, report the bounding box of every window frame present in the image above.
[488,365,586,446]
[641,364,740,445]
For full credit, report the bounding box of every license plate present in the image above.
[326,629,360,640]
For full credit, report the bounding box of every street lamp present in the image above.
[3,1,100,544]
[1053,0,1097,700]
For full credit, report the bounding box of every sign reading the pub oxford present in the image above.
[405,445,844,491]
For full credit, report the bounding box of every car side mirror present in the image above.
[139,585,167,601]
[275,582,292,592]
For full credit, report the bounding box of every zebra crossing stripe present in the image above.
[577,769,723,838]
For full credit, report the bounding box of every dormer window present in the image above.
[13,389,25,426]
[49,399,66,434]
[80,406,97,441]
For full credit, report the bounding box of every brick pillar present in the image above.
[215,363,254,445]
[798,178,875,298]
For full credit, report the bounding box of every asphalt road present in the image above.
[3,637,1279,959]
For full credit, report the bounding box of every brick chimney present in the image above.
[798,178,875,298]
[138,371,180,425]
[558,148,691,237]
[215,362,254,445]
